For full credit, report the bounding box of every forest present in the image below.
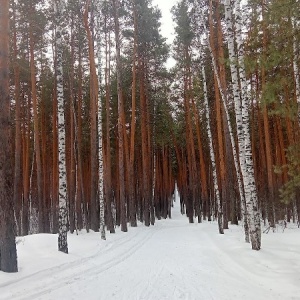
[0,0,300,273]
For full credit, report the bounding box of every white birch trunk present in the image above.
[201,65,224,234]
[292,18,300,124]
[55,0,68,254]
[223,0,249,243]
[198,7,245,236]
[206,17,249,241]
[96,0,106,240]
[235,0,261,250]
[29,152,38,234]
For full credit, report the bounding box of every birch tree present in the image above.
[194,0,260,246]
[224,0,250,242]
[206,0,260,248]
[55,0,68,254]
[292,18,300,123]
[201,64,224,234]
[235,0,261,250]
[194,0,246,237]
[96,0,106,240]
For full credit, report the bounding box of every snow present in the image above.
[1,194,300,300]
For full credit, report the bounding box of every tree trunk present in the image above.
[112,0,128,232]
[68,19,76,234]
[22,93,31,236]
[201,65,224,234]
[0,0,18,272]
[29,6,44,233]
[96,0,106,240]
[76,45,84,231]
[55,0,68,254]
[128,0,138,227]
[104,17,115,233]
[224,0,249,242]
[52,79,59,234]
[139,60,151,226]
[84,0,99,232]
[12,1,22,235]
[235,0,261,250]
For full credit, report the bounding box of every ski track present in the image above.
[1,201,299,300]
[2,226,159,300]
[0,229,133,290]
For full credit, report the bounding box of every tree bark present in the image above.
[202,65,224,234]
[112,0,128,232]
[95,0,106,240]
[84,0,99,232]
[224,0,249,242]
[55,0,68,254]
[104,15,115,233]
[0,0,18,272]
[12,1,22,235]
[29,4,44,233]
[235,0,261,250]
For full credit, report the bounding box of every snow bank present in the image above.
[1,203,299,300]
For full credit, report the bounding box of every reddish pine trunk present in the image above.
[0,0,18,272]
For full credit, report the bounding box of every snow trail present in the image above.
[0,198,299,300]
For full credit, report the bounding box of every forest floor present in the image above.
[1,194,300,300]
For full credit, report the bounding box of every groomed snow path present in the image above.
[1,195,300,300]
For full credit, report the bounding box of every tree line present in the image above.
[0,0,299,272]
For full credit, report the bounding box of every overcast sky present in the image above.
[152,0,178,67]
[152,0,178,44]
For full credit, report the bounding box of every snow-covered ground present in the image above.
[1,196,300,300]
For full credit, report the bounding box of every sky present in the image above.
[152,0,178,67]
[152,0,177,44]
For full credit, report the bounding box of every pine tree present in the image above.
[172,0,197,224]
[29,0,44,233]
[112,0,128,232]
[102,0,115,233]
[12,0,22,235]
[0,0,18,272]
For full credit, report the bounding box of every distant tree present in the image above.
[172,0,198,224]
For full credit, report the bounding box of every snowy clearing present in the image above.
[1,198,300,300]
